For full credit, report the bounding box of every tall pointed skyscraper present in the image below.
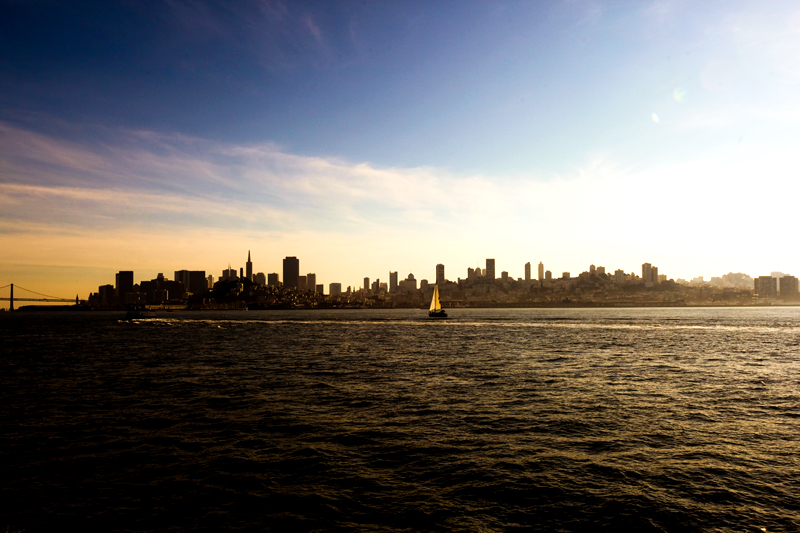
[246,250,253,282]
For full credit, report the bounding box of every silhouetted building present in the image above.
[329,283,342,295]
[436,264,445,285]
[525,262,531,281]
[298,275,307,291]
[754,276,778,299]
[562,272,570,279]
[283,257,299,289]
[307,273,316,291]
[206,274,214,289]
[99,284,115,305]
[371,279,380,295]
[222,265,237,281]
[545,270,552,280]
[597,266,605,276]
[363,277,369,291]
[315,284,323,294]
[116,271,134,305]
[389,271,398,293]
[254,272,266,286]
[615,269,625,284]
[501,271,509,282]
[538,262,544,281]
[399,273,417,292]
[642,263,652,284]
[268,273,279,287]
[246,251,253,282]
[780,275,799,300]
[174,270,206,295]
[590,264,596,275]
[486,259,495,280]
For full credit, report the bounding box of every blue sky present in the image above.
[2,1,800,299]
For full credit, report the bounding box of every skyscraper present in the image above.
[486,259,495,280]
[389,271,398,293]
[115,271,133,305]
[246,250,253,282]
[283,257,299,289]
[524,262,531,281]
[307,273,316,292]
[538,262,544,281]
[364,277,370,291]
[267,273,279,287]
[436,263,445,285]
[298,275,307,291]
[642,263,652,284]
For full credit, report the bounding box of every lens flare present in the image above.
[673,88,687,103]
[652,113,659,123]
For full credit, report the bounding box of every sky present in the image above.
[2,0,800,303]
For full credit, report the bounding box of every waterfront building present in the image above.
[754,276,778,299]
[779,275,799,300]
[115,271,134,305]
[436,264,445,285]
[642,263,652,284]
[283,257,299,289]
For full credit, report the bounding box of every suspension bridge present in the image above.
[0,284,79,311]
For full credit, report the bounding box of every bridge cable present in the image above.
[13,285,70,300]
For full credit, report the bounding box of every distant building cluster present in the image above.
[83,252,799,310]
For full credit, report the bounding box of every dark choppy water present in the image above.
[1,308,799,532]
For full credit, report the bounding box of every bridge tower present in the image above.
[9,283,13,312]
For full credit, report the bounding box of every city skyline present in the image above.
[2,2,800,300]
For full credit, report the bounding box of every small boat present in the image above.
[124,306,157,320]
[428,284,447,318]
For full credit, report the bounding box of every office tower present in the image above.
[486,259,495,280]
[222,265,237,281]
[283,257,299,289]
[298,275,307,291]
[254,272,266,286]
[364,277,370,291]
[545,270,552,280]
[538,262,544,281]
[307,273,316,291]
[436,263,445,285]
[615,269,625,284]
[754,276,778,298]
[315,284,323,294]
[642,263,652,284]
[329,283,342,295]
[597,266,606,276]
[239,267,244,281]
[174,270,207,294]
[652,266,659,284]
[420,279,429,291]
[562,272,570,279]
[501,271,509,282]
[780,275,799,299]
[115,271,134,305]
[525,262,531,281]
[590,264,596,275]
[389,271,398,293]
[267,273,279,287]
[207,274,214,289]
[246,251,253,282]
[371,279,380,295]
[99,284,115,305]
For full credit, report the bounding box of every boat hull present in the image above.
[428,310,447,318]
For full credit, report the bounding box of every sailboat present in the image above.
[428,284,447,318]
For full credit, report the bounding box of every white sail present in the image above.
[429,285,440,311]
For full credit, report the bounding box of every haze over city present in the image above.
[2,1,800,300]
